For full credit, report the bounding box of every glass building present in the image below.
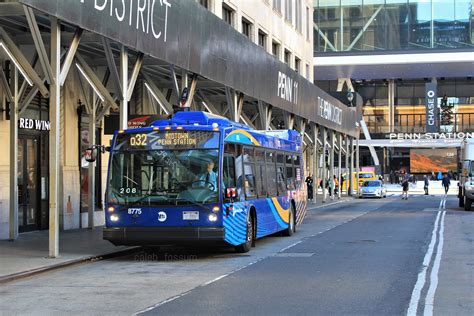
[313,1,474,175]
[314,0,474,53]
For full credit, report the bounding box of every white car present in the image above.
[360,180,387,198]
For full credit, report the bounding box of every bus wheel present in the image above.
[235,214,254,253]
[283,207,295,237]
[464,197,472,211]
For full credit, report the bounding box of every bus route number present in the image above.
[129,134,147,146]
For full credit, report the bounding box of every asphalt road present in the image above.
[0,195,472,316]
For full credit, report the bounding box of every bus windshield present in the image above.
[108,149,219,206]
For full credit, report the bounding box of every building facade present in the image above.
[0,0,359,246]
[200,0,314,81]
[313,0,474,177]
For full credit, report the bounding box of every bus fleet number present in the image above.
[119,187,137,194]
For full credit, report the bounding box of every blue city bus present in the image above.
[103,111,307,252]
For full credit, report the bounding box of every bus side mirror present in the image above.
[105,146,111,152]
[85,147,98,162]
[226,187,237,199]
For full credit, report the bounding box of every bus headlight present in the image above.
[107,206,115,213]
[110,214,119,222]
[208,213,218,222]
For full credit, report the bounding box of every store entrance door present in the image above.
[18,136,40,232]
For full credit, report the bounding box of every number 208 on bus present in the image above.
[104,111,307,252]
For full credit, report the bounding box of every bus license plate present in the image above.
[183,211,199,220]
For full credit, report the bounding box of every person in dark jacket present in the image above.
[442,174,450,195]
[305,174,314,201]
[423,175,429,195]
[402,178,409,200]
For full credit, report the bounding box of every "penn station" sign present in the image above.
[389,132,474,140]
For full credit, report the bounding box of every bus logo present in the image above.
[158,211,167,222]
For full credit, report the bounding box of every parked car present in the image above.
[360,180,387,198]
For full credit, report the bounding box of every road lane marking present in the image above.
[407,211,442,316]
[136,206,374,314]
[423,210,446,316]
[134,257,265,315]
[279,240,303,252]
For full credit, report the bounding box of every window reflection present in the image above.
[314,0,474,52]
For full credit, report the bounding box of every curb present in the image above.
[307,197,354,210]
[0,247,141,285]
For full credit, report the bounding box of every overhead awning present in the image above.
[18,0,359,137]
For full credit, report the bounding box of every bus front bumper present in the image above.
[103,227,226,246]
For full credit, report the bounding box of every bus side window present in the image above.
[293,155,302,189]
[286,154,295,190]
[276,153,286,196]
[243,147,257,199]
[255,150,267,197]
[266,151,277,196]
[235,144,244,198]
[223,143,236,190]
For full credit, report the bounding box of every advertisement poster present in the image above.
[410,148,457,173]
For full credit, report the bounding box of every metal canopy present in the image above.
[16,0,359,137]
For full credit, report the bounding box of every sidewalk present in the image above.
[308,191,355,209]
[385,180,459,195]
[0,228,132,283]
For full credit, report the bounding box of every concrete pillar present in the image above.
[49,17,60,258]
[345,136,349,195]
[388,79,395,133]
[312,124,318,204]
[88,95,96,229]
[9,66,19,240]
[329,130,335,199]
[338,133,342,198]
[119,46,128,130]
[322,127,327,202]
[349,137,354,196]
[356,137,360,197]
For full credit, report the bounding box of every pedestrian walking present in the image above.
[305,174,314,201]
[423,175,429,195]
[333,175,339,198]
[437,171,442,181]
[389,170,394,184]
[402,178,409,200]
[442,173,450,195]
[327,177,335,200]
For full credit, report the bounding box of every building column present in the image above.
[322,127,327,202]
[119,46,128,130]
[88,95,96,229]
[312,124,318,204]
[329,130,335,199]
[49,17,61,258]
[9,66,19,240]
[388,79,395,133]
[337,133,342,198]
[345,136,349,195]
[349,137,354,196]
[356,137,360,197]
